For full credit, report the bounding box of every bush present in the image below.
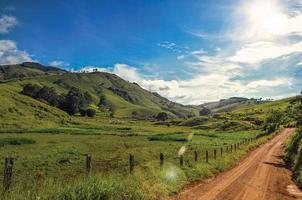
[148,134,188,142]
[199,107,211,116]
[264,110,284,133]
[155,112,168,121]
[86,109,96,117]
[0,138,36,146]
[179,116,208,127]
[22,84,41,97]
[79,109,87,117]
[98,94,107,107]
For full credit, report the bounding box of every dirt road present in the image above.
[174,128,302,200]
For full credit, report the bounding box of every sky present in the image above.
[0,0,302,105]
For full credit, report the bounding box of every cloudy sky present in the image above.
[0,0,302,104]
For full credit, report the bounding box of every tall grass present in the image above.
[1,137,267,200]
[285,128,302,188]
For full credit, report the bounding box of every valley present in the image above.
[0,63,299,199]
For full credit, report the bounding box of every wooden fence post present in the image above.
[221,147,223,157]
[179,155,184,167]
[206,150,209,163]
[231,144,233,152]
[214,149,217,159]
[194,151,198,162]
[234,143,237,151]
[3,157,14,193]
[160,153,164,170]
[86,154,92,174]
[129,154,134,173]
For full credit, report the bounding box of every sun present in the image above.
[242,0,288,37]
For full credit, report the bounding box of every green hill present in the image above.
[198,97,263,113]
[0,63,198,128]
[0,62,67,81]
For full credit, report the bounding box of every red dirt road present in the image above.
[174,128,302,200]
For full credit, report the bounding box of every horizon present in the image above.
[0,0,302,104]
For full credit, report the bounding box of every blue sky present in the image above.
[0,0,302,104]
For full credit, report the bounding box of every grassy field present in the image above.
[0,68,295,199]
[0,116,269,200]
[0,93,292,199]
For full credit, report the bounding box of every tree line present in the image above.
[22,84,96,117]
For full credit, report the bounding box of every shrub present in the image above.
[22,84,41,97]
[155,112,168,121]
[79,109,87,117]
[0,138,36,146]
[179,116,208,127]
[98,94,107,107]
[148,134,188,142]
[86,109,96,117]
[264,110,284,133]
[199,107,211,116]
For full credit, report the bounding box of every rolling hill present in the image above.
[0,62,68,81]
[0,62,198,128]
[198,97,263,113]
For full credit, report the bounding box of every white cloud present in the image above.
[0,15,18,33]
[176,55,186,60]
[189,48,207,55]
[229,41,302,64]
[113,63,142,82]
[246,78,293,89]
[0,40,33,65]
[79,63,293,105]
[49,60,70,67]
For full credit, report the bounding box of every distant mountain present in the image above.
[0,62,68,81]
[198,97,259,113]
[0,62,198,128]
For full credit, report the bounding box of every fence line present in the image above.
[2,137,258,193]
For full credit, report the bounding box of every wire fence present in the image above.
[2,137,258,193]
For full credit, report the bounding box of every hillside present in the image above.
[0,63,198,128]
[0,62,68,81]
[198,97,262,113]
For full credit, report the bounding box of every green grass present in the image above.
[0,119,264,199]
[285,128,302,188]
[0,67,293,199]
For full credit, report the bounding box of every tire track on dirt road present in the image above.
[174,128,302,200]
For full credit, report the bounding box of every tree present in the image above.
[37,86,61,107]
[199,107,211,116]
[22,84,41,98]
[156,112,168,121]
[98,94,107,107]
[61,87,93,115]
[22,84,62,107]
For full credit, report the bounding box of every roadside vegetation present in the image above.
[285,94,302,188]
